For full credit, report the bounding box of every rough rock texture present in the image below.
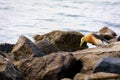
[74,72,120,80]
[35,40,60,55]
[93,57,120,74]
[0,51,6,57]
[11,36,44,60]
[0,28,120,80]
[18,52,82,80]
[99,27,117,40]
[0,55,23,80]
[73,41,120,74]
[33,30,88,51]
[0,43,14,53]
[5,53,15,62]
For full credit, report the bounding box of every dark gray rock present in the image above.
[11,36,44,60]
[0,43,14,53]
[93,57,120,74]
[35,40,60,55]
[99,27,117,40]
[33,30,88,51]
[0,55,23,80]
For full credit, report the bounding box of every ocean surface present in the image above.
[0,0,120,43]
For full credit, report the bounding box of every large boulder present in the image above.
[0,55,23,80]
[35,40,60,55]
[73,41,120,74]
[74,72,120,80]
[99,27,117,40]
[93,57,120,74]
[33,30,88,51]
[18,52,82,80]
[11,36,44,60]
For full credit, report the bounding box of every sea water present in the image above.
[0,0,120,43]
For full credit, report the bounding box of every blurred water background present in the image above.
[0,0,120,43]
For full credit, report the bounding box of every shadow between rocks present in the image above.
[62,59,83,79]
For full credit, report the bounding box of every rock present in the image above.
[0,51,6,57]
[18,52,82,80]
[5,52,15,62]
[11,36,44,60]
[74,72,120,80]
[35,40,60,55]
[99,27,117,40]
[108,35,120,43]
[0,55,23,80]
[0,43,14,53]
[61,78,72,80]
[117,36,120,41]
[33,30,88,51]
[93,57,120,74]
[109,38,118,43]
[73,41,120,74]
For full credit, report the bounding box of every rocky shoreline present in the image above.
[0,27,120,80]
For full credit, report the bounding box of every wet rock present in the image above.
[0,43,14,53]
[0,55,23,80]
[99,27,117,40]
[35,40,60,55]
[74,72,120,80]
[33,30,88,51]
[11,36,44,60]
[73,41,120,74]
[18,52,82,80]
[93,57,120,74]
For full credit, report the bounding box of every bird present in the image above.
[80,33,109,47]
